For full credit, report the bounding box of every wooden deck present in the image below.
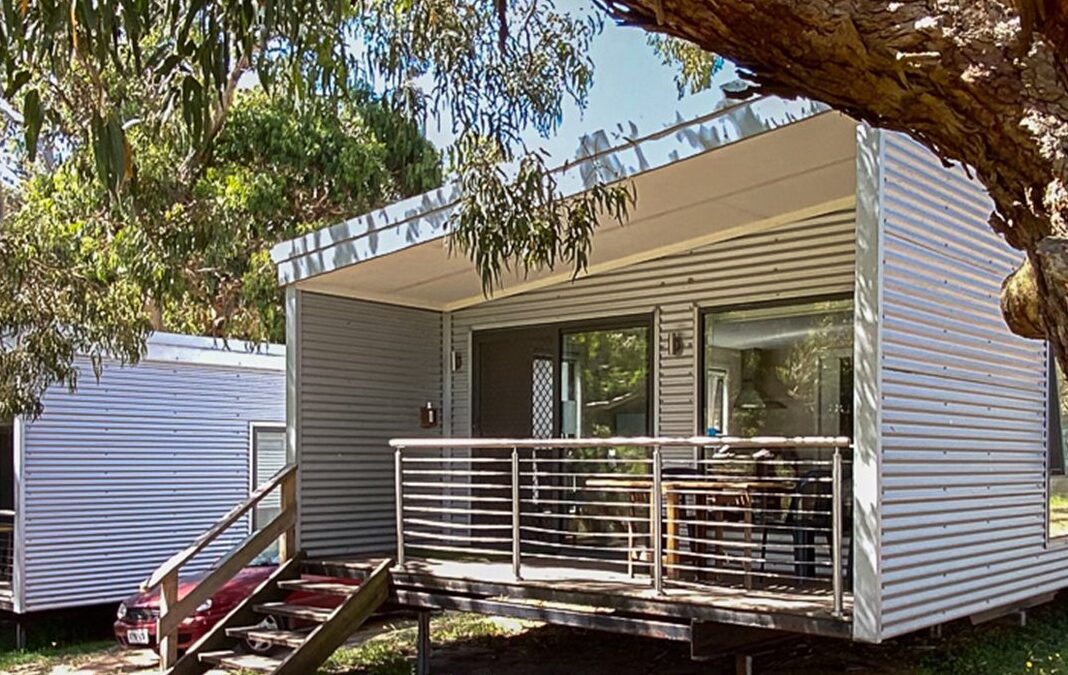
[307,556,853,640]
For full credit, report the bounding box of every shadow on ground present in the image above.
[425,625,905,675]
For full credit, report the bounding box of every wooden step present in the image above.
[277,579,359,597]
[266,559,393,675]
[226,625,312,649]
[253,602,333,622]
[198,649,283,672]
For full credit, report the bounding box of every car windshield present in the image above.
[214,541,278,569]
[249,541,280,566]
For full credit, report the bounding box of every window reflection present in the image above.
[1050,363,1068,538]
[561,327,649,438]
[704,299,854,438]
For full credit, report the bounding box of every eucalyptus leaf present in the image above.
[22,86,40,161]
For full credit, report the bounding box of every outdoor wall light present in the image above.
[420,401,439,428]
[667,332,685,356]
[451,350,463,372]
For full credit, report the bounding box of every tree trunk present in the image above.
[600,0,1068,372]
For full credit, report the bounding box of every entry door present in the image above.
[472,326,558,438]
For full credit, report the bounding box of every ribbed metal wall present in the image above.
[21,358,284,611]
[876,132,1049,639]
[449,211,857,438]
[296,292,442,557]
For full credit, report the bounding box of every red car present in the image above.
[114,563,355,655]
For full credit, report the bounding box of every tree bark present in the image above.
[599,0,1068,372]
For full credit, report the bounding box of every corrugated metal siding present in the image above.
[297,293,442,557]
[21,360,284,611]
[876,132,1050,639]
[450,211,857,439]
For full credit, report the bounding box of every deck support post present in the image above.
[653,446,664,594]
[831,446,844,618]
[416,611,431,675]
[511,446,522,580]
[395,447,405,566]
[735,654,753,675]
[14,620,25,650]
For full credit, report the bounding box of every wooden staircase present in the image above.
[140,464,398,674]
[171,557,392,674]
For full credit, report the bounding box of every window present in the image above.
[250,424,286,529]
[561,326,650,438]
[1049,363,1068,538]
[703,298,854,438]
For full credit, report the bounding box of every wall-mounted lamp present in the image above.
[667,331,685,356]
[420,401,439,429]
[451,350,463,372]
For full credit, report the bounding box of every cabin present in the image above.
[150,94,1057,674]
[1,333,285,624]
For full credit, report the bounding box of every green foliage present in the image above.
[0,177,150,418]
[450,136,634,292]
[0,86,440,415]
[0,0,639,415]
[147,89,441,341]
[648,35,724,98]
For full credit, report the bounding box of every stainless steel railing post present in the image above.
[831,445,844,618]
[653,446,664,594]
[395,446,405,566]
[512,446,522,580]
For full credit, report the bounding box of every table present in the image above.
[585,477,795,588]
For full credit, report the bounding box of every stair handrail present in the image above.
[142,463,298,671]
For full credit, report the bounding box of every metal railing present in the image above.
[0,509,13,590]
[391,436,852,618]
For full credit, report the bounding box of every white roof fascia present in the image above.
[142,331,285,371]
[270,94,832,287]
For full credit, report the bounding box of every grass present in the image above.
[0,603,119,672]
[905,597,1068,675]
[319,612,522,675]
[0,639,116,671]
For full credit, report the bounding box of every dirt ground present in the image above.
[428,625,909,675]
[3,625,917,675]
[4,648,158,675]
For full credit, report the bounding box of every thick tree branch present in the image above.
[600,0,1068,371]
[179,54,251,180]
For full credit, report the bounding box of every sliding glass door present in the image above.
[473,319,651,439]
[561,326,650,438]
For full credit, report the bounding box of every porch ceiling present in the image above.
[291,108,858,312]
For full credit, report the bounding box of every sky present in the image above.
[422,6,739,165]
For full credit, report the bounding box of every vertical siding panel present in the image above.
[22,357,284,611]
[297,293,442,557]
[877,132,1049,639]
[450,212,857,440]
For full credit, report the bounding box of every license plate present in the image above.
[126,628,150,645]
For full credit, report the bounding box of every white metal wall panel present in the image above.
[21,358,284,611]
[296,292,442,557]
[449,211,857,439]
[875,131,1050,639]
